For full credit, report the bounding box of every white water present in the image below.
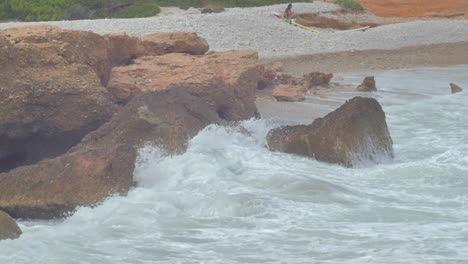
[1,66,468,263]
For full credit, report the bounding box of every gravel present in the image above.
[1,2,468,59]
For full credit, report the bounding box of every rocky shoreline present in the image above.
[0,25,397,227]
[1,2,466,239]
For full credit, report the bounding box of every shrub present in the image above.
[333,0,363,11]
[111,1,161,18]
[2,0,68,21]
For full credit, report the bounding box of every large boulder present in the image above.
[267,97,394,167]
[0,88,221,219]
[137,32,209,56]
[107,50,261,120]
[0,26,116,173]
[0,211,22,240]
[0,26,217,174]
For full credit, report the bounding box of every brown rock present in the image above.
[137,32,209,56]
[357,76,377,92]
[302,72,333,88]
[450,83,463,94]
[272,85,307,102]
[267,97,393,167]
[258,62,283,89]
[105,33,139,67]
[107,50,261,121]
[0,88,221,219]
[0,211,22,240]
[1,25,112,85]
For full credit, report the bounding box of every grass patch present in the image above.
[333,0,363,11]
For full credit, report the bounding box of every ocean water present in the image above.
[1,66,468,263]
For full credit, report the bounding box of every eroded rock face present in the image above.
[137,32,209,56]
[107,50,261,121]
[0,27,116,173]
[357,76,377,92]
[272,85,307,102]
[0,88,221,219]
[0,211,22,240]
[450,83,463,94]
[267,97,393,167]
[0,26,215,173]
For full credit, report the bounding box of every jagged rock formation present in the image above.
[0,89,221,219]
[267,97,394,167]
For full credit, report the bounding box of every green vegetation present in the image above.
[0,0,161,21]
[333,0,363,11]
[0,0,308,21]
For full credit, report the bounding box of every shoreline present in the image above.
[261,41,468,75]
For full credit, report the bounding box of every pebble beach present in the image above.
[1,2,468,59]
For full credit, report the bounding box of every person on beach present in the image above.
[283,3,297,19]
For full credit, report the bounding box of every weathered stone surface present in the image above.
[267,97,393,167]
[450,83,463,94]
[302,72,333,88]
[356,76,377,92]
[0,88,221,219]
[105,33,139,67]
[1,25,113,85]
[137,32,209,56]
[0,26,117,172]
[107,50,261,120]
[272,85,307,102]
[0,211,22,240]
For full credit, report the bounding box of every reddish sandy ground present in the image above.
[357,0,468,18]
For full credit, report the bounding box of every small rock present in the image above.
[357,76,377,92]
[272,84,307,102]
[302,72,333,88]
[450,83,463,94]
[0,211,22,240]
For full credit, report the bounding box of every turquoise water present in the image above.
[1,66,467,263]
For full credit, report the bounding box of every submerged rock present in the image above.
[107,50,261,120]
[450,83,463,94]
[272,85,307,102]
[0,89,221,219]
[0,211,22,240]
[356,76,377,92]
[267,97,393,167]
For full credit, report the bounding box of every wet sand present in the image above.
[261,42,468,75]
[256,43,468,125]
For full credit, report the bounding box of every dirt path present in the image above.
[357,0,468,18]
